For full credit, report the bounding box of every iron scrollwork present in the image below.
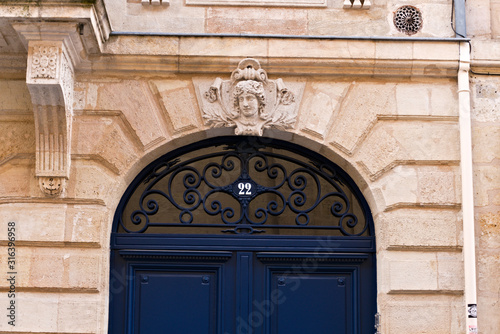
[120,138,369,236]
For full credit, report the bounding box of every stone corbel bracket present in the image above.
[27,40,74,196]
[13,23,81,196]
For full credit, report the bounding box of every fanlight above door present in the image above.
[117,136,372,237]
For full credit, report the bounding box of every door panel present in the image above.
[135,271,218,334]
[271,273,351,334]
[254,255,357,334]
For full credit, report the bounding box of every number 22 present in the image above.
[238,183,252,195]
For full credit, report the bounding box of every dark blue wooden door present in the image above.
[118,249,373,334]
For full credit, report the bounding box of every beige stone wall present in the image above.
[0,66,466,332]
[470,75,500,334]
[105,0,455,38]
[467,0,500,332]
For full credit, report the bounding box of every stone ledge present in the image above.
[85,54,460,78]
[0,197,105,206]
[383,202,462,212]
[0,287,99,293]
[386,245,462,252]
[387,290,463,295]
[0,332,95,334]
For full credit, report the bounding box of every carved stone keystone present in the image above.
[200,58,301,136]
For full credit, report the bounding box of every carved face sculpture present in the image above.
[233,80,266,121]
[238,92,259,118]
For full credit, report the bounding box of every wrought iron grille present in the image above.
[117,137,372,236]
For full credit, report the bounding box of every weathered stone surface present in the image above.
[73,80,166,150]
[429,83,458,116]
[417,166,459,204]
[371,166,418,208]
[380,209,461,248]
[384,296,464,334]
[477,249,500,332]
[308,8,390,36]
[417,4,455,37]
[121,1,205,33]
[478,250,500,293]
[466,0,492,36]
[437,252,465,291]
[387,252,439,291]
[72,114,140,174]
[0,203,105,245]
[179,37,268,57]
[104,35,179,55]
[375,41,413,60]
[0,292,99,332]
[0,203,66,241]
[268,39,376,59]
[0,80,32,110]
[186,0,327,6]
[68,253,101,289]
[473,165,500,207]
[382,250,463,293]
[151,80,203,135]
[477,293,500,334]
[299,81,349,138]
[355,124,406,178]
[0,247,31,288]
[57,294,99,332]
[28,248,100,290]
[412,41,458,60]
[370,165,459,209]
[65,205,106,245]
[206,7,307,35]
[472,124,500,163]
[356,121,460,178]
[0,293,58,332]
[0,162,33,197]
[329,82,396,155]
[478,211,500,249]
[491,0,500,38]
[29,248,65,288]
[66,160,118,201]
[396,85,430,115]
[471,77,500,122]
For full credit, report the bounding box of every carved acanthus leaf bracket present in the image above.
[200,58,300,136]
[26,40,75,197]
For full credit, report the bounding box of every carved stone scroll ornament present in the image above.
[39,177,65,197]
[201,58,298,136]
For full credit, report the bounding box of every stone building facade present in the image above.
[0,0,497,333]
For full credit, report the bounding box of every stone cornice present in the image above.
[0,0,111,50]
[84,37,461,78]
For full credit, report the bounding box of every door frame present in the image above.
[108,136,377,333]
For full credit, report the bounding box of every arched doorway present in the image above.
[109,136,376,334]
